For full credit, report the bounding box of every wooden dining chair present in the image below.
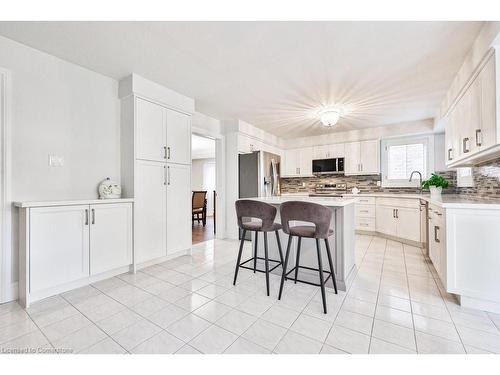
[192,191,208,226]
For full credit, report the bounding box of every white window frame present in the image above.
[381,135,435,188]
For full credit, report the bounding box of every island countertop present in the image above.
[241,195,357,207]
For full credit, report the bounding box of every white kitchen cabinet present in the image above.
[166,108,191,165]
[136,97,166,162]
[135,160,167,263]
[16,199,134,307]
[375,205,398,237]
[166,163,192,255]
[428,204,446,286]
[375,198,421,243]
[120,75,194,271]
[283,149,299,176]
[312,143,345,159]
[479,54,497,151]
[396,207,421,243]
[313,145,329,160]
[283,147,313,177]
[446,207,500,313]
[299,147,313,176]
[444,51,499,167]
[90,203,133,275]
[345,140,379,175]
[29,205,90,294]
[359,140,380,174]
[344,142,360,175]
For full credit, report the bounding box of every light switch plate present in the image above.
[49,155,64,167]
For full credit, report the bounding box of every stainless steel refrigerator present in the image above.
[238,151,281,239]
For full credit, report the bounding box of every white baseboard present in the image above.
[0,281,18,304]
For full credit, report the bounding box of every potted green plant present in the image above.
[421,174,449,199]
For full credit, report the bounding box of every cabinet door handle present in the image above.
[167,146,171,160]
[395,209,398,219]
[85,209,89,226]
[360,210,369,213]
[434,225,440,243]
[360,163,363,171]
[163,166,167,185]
[392,209,395,218]
[163,146,167,159]
[475,129,482,147]
[167,166,171,186]
[91,208,95,225]
[447,148,453,161]
[463,137,470,153]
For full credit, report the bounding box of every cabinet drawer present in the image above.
[376,197,420,209]
[355,204,375,218]
[356,217,375,231]
[354,196,375,205]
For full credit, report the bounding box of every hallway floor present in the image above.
[192,216,215,245]
[1,234,500,354]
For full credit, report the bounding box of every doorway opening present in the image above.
[191,134,216,244]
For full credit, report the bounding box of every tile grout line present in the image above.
[401,242,419,353]
[367,236,388,353]
[59,287,131,353]
[320,234,374,353]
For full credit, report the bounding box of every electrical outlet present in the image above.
[49,155,64,167]
[376,181,381,186]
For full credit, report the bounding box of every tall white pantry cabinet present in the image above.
[119,74,194,267]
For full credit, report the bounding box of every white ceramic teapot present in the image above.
[98,177,121,199]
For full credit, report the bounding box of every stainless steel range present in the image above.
[309,183,348,197]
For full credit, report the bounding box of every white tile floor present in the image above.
[2,234,500,354]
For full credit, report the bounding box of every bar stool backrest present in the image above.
[235,200,277,231]
[280,201,332,238]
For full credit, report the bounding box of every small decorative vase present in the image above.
[429,186,442,200]
[98,177,121,199]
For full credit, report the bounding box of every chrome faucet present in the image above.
[409,171,423,194]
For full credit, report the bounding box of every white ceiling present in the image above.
[0,21,483,138]
[192,134,215,159]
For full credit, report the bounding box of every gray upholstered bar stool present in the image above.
[278,201,337,314]
[233,200,285,296]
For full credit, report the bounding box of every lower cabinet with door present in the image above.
[16,199,133,308]
[428,204,447,287]
[375,198,422,243]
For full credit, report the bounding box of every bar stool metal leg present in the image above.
[294,236,302,284]
[263,232,270,296]
[253,231,258,273]
[275,231,284,265]
[316,238,327,314]
[233,229,247,285]
[324,239,338,294]
[278,235,293,300]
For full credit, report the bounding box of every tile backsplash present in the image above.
[456,156,500,200]
[280,171,456,195]
[281,157,500,201]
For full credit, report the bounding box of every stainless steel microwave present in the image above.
[312,158,345,174]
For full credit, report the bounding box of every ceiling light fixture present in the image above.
[319,108,341,127]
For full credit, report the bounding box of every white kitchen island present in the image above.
[243,196,356,291]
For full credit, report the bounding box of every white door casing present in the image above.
[167,163,191,254]
[0,68,12,303]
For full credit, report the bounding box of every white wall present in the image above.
[0,36,121,294]
[192,158,216,215]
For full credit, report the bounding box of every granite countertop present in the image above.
[281,192,500,209]
[243,195,356,207]
[342,193,500,209]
